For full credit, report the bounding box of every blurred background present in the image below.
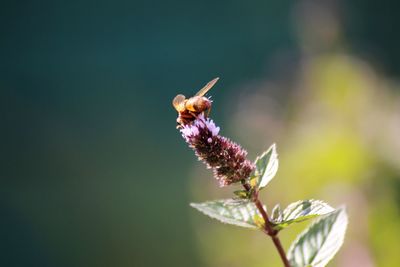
[1,0,400,266]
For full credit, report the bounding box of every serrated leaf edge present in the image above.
[190,200,259,229]
[283,200,334,222]
[253,143,279,190]
[288,207,348,267]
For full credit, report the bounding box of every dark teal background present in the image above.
[1,1,400,266]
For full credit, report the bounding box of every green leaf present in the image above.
[233,190,250,199]
[252,143,279,189]
[190,199,264,229]
[271,204,283,222]
[272,200,334,230]
[288,207,348,267]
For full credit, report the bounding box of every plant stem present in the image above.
[242,182,291,267]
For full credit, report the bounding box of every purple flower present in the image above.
[180,115,255,187]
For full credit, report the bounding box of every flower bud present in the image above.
[180,114,255,186]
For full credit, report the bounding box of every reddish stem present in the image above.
[242,182,291,267]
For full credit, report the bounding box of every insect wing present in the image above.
[195,77,219,97]
[172,94,186,112]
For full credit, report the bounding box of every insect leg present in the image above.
[206,106,212,117]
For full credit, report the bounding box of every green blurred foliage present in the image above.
[190,2,400,267]
[1,0,400,267]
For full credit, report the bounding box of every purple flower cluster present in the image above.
[180,114,255,186]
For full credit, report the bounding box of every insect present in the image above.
[172,77,219,128]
